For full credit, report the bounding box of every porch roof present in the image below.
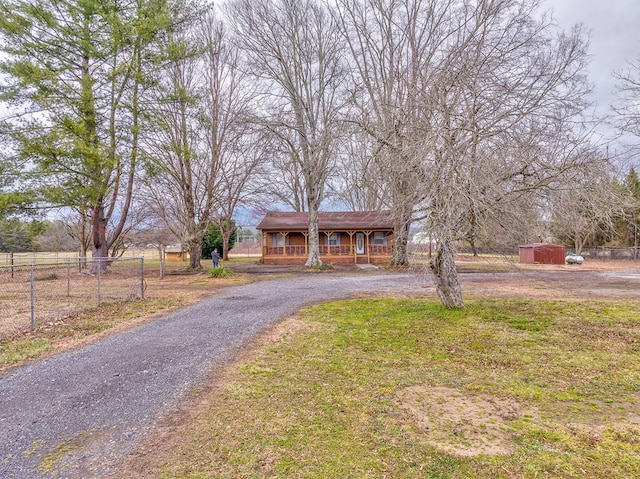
[257,210,393,231]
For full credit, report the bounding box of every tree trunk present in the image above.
[391,225,410,266]
[222,229,232,261]
[90,202,109,274]
[574,236,584,256]
[219,218,233,261]
[78,210,90,268]
[188,235,202,269]
[184,209,204,270]
[158,244,166,280]
[305,207,322,267]
[391,209,412,266]
[80,243,89,269]
[429,239,464,308]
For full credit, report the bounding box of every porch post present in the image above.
[364,231,372,264]
[262,232,267,260]
[279,232,289,257]
[347,231,355,264]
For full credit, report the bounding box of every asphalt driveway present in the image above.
[0,271,425,478]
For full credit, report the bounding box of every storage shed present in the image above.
[165,245,188,262]
[519,243,566,265]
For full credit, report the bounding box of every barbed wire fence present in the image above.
[0,257,145,339]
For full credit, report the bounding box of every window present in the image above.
[372,231,387,245]
[272,233,288,247]
[326,232,340,246]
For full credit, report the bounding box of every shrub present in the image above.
[207,266,233,278]
[313,263,334,271]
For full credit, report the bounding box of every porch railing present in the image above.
[319,245,353,255]
[266,246,307,256]
[265,245,392,256]
[369,245,392,255]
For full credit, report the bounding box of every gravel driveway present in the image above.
[0,271,426,478]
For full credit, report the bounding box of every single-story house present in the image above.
[257,210,395,266]
[519,243,566,265]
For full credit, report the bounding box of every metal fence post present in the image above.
[140,258,145,299]
[67,259,71,297]
[97,258,102,307]
[30,264,35,330]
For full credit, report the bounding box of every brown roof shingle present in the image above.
[257,210,393,231]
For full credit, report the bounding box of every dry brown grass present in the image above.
[0,265,255,374]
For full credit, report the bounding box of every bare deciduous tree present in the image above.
[227,0,346,266]
[201,13,259,262]
[143,10,250,269]
[422,3,592,307]
[621,168,640,255]
[336,0,593,307]
[35,220,80,252]
[549,150,627,254]
[327,130,389,211]
[334,0,438,267]
[612,57,640,143]
[142,27,206,269]
[215,131,267,260]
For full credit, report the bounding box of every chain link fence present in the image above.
[570,247,640,260]
[0,250,162,266]
[0,257,145,339]
[409,243,640,261]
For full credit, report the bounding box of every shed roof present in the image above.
[257,210,393,231]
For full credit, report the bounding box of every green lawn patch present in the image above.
[0,339,52,364]
[155,297,640,479]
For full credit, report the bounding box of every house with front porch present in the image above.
[256,210,394,266]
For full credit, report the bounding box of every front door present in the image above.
[355,232,365,255]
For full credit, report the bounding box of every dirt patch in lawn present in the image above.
[394,386,640,459]
[394,386,531,457]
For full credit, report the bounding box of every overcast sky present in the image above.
[2,1,638,136]
[549,0,640,116]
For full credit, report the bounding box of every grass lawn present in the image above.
[143,296,640,479]
[3,255,639,477]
